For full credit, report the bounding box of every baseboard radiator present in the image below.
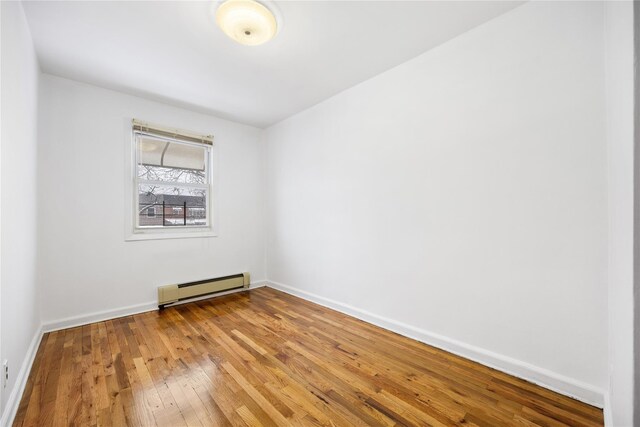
[158,272,250,309]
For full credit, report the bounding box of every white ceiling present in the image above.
[23,1,523,128]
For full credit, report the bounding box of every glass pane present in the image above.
[138,164,207,184]
[137,135,208,182]
[163,142,207,170]
[138,184,207,227]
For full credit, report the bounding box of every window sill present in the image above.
[125,229,218,241]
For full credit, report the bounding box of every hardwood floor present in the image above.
[14,287,603,427]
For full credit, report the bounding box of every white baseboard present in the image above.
[266,280,605,408]
[0,325,44,427]
[42,281,268,333]
[42,300,157,333]
[603,391,613,426]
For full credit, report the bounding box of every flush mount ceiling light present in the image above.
[215,0,279,46]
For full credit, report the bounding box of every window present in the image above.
[130,120,214,237]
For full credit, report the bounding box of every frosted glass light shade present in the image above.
[216,0,278,46]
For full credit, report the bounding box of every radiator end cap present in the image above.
[243,272,251,288]
[158,284,180,306]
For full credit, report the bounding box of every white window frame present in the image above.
[124,120,218,241]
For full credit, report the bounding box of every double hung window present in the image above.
[132,120,214,235]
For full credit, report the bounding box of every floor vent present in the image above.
[158,272,250,309]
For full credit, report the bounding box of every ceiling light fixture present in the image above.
[215,0,279,46]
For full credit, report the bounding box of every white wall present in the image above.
[6,0,635,422]
[265,1,608,403]
[37,75,266,325]
[604,1,636,425]
[0,0,41,419]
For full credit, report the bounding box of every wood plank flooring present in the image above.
[13,287,603,426]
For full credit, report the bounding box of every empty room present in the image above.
[0,0,637,426]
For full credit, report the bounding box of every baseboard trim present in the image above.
[42,281,268,333]
[603,391,613,426]
[42,300,157,333]
[0,325,44,427]
[266,280,605,408]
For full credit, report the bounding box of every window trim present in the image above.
[124,119,219,241]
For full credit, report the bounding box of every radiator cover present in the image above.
[158,272,250,308]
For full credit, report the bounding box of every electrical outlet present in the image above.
[2,360,7,388]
